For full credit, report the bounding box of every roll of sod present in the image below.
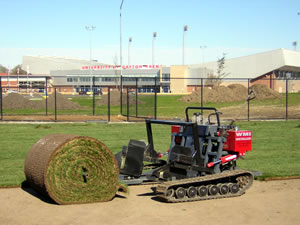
[24,134,120,204]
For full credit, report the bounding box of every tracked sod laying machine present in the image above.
[25,106,255,204]
[115,107,254,202]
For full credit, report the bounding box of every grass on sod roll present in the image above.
[0,120,300,187]
[26,135,119,204]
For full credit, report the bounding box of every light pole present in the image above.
[128,37,132,65]
[292,41,297,51]
[26,65,29,93]
[297,12,300,52]
[152,32,157,65]
[200,45,207,65]
[85,25,96,92]
[17,67,19,90]
[120,0,125,68]
[7,67,9,90]
[183,25,188,65]
[200,46,207,78]
[120,0,125,95]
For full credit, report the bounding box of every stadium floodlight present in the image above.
[200,45,207,64]
[183,25,188,65]
[292,41,297,51]
[128,37,132,65]
[152,32,157,65]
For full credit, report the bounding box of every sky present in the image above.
[0,0,300,68]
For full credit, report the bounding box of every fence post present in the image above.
[154,77,157,119]
[248,79,250,121]
[54,88,57,121]
[92,76,95,116]
[201,78,203,115]
[120,76,123,115]
[0,76,2,120]
[45,77,48,116]
[286,78,288,120]
[108,87,111,122]
[127,88,129,121]
[136,77,138,117]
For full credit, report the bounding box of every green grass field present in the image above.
[0,120,300,187]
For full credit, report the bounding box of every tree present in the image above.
[0,64,8,73]
[217,53,230,79]
[10,65,27,75]
[206,53,230,86]
[112,52,121,89]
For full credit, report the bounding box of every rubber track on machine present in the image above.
[155,169,254,203]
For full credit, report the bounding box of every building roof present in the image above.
[190,48,300,79]
[22,55,107,75]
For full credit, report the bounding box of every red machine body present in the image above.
[171,125,181,134]
[223,130,252,156]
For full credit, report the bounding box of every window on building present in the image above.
[79,77,91,82]
[162,73,170,81]
[67,77,79,82]
[102,77,113,82]
[123,77,136,82]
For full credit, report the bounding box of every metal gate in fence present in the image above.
[120,83,157,120]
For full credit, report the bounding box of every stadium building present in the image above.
[1,48,298,94]
[171,48,300,93]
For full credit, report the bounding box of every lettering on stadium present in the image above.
[81,65,161,70]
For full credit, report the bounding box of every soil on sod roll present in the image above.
[24,134,120,204]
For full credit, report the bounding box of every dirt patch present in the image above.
[97,91,144,106]
[1,104,299,122]
[0,114,131,122]
[250,84,282,100]
[46,93,81,110]
[3,93,81,110]
[2,93,40,109]
[219,105,300,120]
[180,83,281,103]
[0,179,299,225]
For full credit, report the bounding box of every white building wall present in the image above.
[189,49,300,79]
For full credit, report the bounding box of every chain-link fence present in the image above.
[120,77,300,121]
[0,76,299,122]
[120,78,157,120]
[0,85,113,122]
